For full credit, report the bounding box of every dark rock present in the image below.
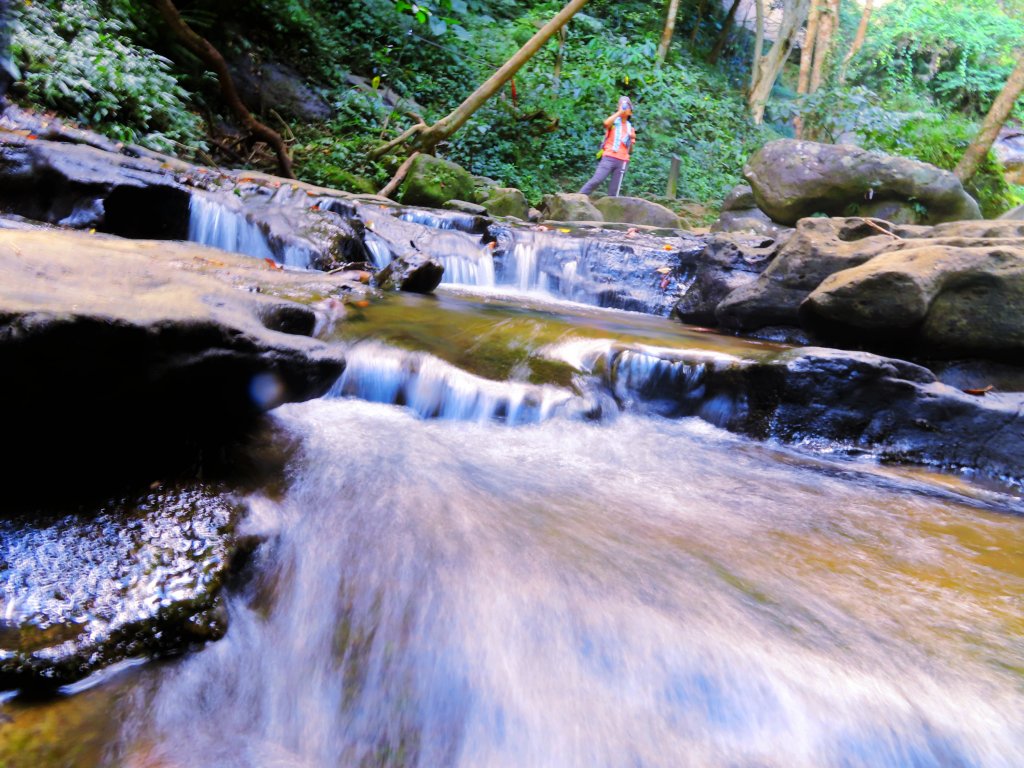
[744,140,981,225]
[593,196,680,228]
[674,232,780,326]
[375,253,444,293]
[0,486,242,694]
[993,126,1024,185]
[590,343,1024,483]
[0,226,347,502]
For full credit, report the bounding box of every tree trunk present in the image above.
[689,0,707,45]
[838,0,873,84]
[809,0,838,93]
[955,50,1024,184]
[371,0,589,158]
[748,0,811,124]
[657,0,683,62]
[794,0,821,138]
[750,0,766,92]
[707,0,742,65]
[149,0,294,178]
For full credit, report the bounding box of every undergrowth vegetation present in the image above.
[6,0,1023,214]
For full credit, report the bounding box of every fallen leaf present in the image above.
[663,244,674,251]
[354,300,370,308]
[487,241,497,250]
[656,267,672,274]
[559,228,571,233]
[659,275,671,290]
[263,258,283,271]
[357,271,371,284]
[963,386,993,396]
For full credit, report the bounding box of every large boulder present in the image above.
[804,244,1024,357]
[397,154,476,208]
[0,226,349,501]
[539,192,603,222]
[593,196,680,228]
[711,208,794,240]
[716,217,928,330]
[482,187,530,219]
[744,140,981,225]
[230,57,331,122]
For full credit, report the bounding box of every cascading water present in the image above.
[86,398,1024,767]
[187,195,313,268]
[3,293,1023,768]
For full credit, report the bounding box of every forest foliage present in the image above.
[6,0,1024,214]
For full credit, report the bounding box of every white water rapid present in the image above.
[106,396,1024,767]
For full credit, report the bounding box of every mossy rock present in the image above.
[540,192,602,222]
[483,187,530,219]
[593,196,680,228]
[397,154,475,208]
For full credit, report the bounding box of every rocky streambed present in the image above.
[1,108,1023,698]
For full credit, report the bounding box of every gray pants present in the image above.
[580,156,627,196]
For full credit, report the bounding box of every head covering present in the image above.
[618,96,633,112]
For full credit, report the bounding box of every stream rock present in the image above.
[229,56,331,122]
[0,485,243,693]
[804,244,1024,358]
[716,217,927,330]
[674,232,780,326]
[481,187,530,220]
[397,154,476,208]
[590,343,1024,483]
[0,225,349,501]
[593,196,680,228]
[744,140,981,225]
[540,192,602,223]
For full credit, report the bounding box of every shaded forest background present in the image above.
[6,0,1024,216]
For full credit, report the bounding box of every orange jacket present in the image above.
[601,117,636,161]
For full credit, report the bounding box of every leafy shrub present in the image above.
[10,0,205,153]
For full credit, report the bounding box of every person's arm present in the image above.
[602,109,627,129]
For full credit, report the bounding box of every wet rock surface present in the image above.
[0,225,349,501]
[0,485,241,694]
[674,232,781,326]
[744,140,981,225]
[569,341,1024,483]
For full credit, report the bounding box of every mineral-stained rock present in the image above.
[0,485,242,693]
[0,226,348,501]
[593,196,680,228]
[744,140,981,225]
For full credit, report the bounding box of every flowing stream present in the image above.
[2,214,1023,766]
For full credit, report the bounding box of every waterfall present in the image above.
[187,195,313,268]
[329,342,582,424]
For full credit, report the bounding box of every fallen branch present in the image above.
[149,0,295,178]
[378,151,420,199]
[858,217,905,240]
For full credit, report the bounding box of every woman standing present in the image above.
[579,96,636,197]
